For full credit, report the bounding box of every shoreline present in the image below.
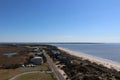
[58,47,120,71]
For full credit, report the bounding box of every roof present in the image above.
[32,56,42,59]
[52,50,60,54]
[34,48,40,51]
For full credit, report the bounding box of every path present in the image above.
[44,52,66,80]
[9,71,52,80]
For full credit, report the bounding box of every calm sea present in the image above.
[52,43,120,63]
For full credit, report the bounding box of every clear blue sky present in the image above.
[0,0,120,42]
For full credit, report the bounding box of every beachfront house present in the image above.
[30,56,43,65]
[52,50,60,54]
[58,55,73,67]
[51,50,61,58]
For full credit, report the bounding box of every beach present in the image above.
[58,47,120,71]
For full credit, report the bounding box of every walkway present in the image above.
[9,71,52,80]
[44,52,66,80]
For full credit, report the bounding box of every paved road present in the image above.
[44,52,66,80]
[9,71,52,80]
[9,51,66,80]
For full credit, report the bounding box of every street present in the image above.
[44,52,66,80]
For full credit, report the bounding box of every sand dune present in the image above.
[58,47,120,71]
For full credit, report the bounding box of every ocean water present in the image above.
[52,43,120,63]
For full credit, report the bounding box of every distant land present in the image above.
[0,42,104,46]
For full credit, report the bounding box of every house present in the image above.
[33,47,40,52]
[33,47,43,56]
[35,51,43,56]
[51,50,61,58]
[30,56,43,65]
[58,55,73,67]
[52,50,60,55]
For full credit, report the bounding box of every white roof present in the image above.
[33,56,42,59]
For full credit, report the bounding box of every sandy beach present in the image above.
[58,47,120,71]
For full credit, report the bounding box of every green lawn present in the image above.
[0,63,51,80]
[0,68,23,80]
[16,73,57,80]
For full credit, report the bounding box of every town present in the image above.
[0,44,71,80]
[0,44,120,80]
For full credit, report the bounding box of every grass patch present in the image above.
[0,63,51,80]
[72,59,80,64]
[0,68,23,80]
[16,73,57,80]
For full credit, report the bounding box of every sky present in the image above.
[0,0,120,43]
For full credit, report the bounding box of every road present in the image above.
[9,71,52,80]
[9,50,66,80]
[44,52,66,80]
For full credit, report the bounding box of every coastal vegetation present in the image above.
[0,45,31,69]
[1,44,120,80]
[45,45,120,80]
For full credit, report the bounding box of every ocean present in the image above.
[52,43,120,63]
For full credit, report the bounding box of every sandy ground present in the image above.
[58,47,120,71]
[56,64,68,79]
[55,61,70,80]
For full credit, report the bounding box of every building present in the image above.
[30,56,43,65]
[52,50,60,55]
[33,47,40,52]
[51,50,61,58]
